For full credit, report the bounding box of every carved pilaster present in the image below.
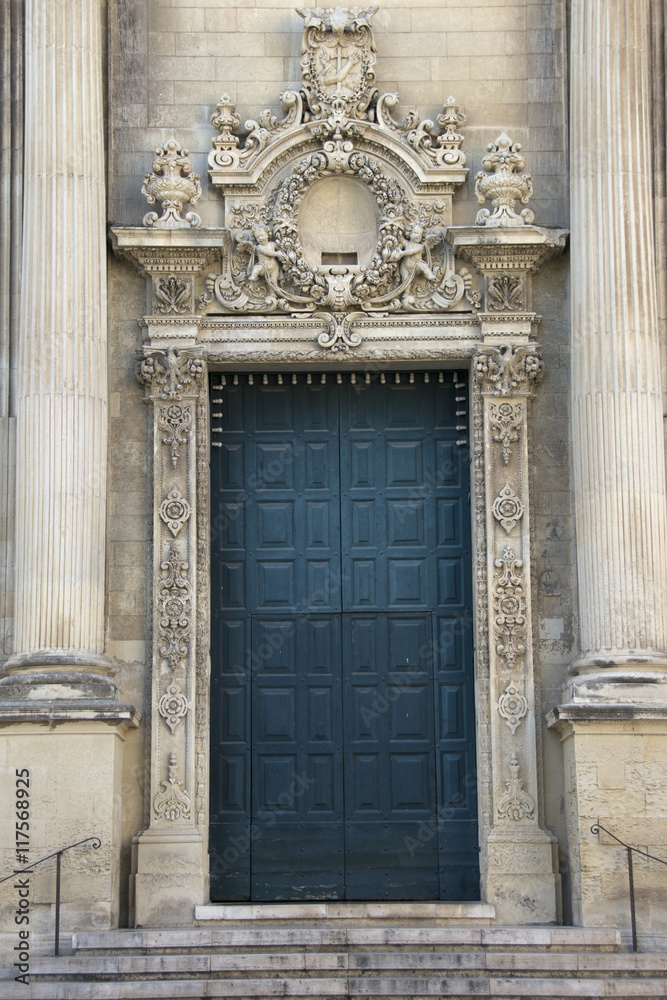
[133,347,206,926]
[476,341,559,924]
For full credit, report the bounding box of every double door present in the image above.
[209,371,479,901]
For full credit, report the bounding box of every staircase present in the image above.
[2,912,666,1000]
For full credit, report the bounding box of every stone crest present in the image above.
[297,5,378,123]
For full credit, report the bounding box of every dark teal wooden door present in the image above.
[209,372,479,902]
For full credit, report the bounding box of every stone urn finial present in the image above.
[474,130,534,227]
[142,137,202,229]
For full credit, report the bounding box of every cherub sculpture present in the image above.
[391,223,438,286]
[246,226,283,286]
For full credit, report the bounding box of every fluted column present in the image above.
[3,0,111,689]
[570,0,667,681]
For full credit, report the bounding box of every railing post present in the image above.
[54,851,62,957]
[627,845,638,952]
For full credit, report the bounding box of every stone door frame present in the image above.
[125,296,561,924]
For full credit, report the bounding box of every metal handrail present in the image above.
[591,822,667,952]
[0,837,101,955]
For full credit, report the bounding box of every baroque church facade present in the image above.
[1,0,667,965]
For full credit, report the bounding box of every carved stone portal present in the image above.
[112,5,568,927]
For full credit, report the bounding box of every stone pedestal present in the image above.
[548,708,667,950]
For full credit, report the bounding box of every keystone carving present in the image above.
[475,131,534,227]
[142,138,202,229]
[153,751,192,822]
[475,345,543,397]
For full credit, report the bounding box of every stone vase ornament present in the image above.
[475,131,534,227]
[142,138,202,229]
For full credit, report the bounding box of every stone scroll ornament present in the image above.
[153,751,192,822]
[489,401,523,465]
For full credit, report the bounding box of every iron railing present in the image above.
[0,837,101,955]
[591,822,667,951]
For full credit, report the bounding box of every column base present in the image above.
[132,827,206,927]
[485,826,560,924]
[0,650,122,703]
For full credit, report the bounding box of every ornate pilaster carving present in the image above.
[153,751,192,822]
[478,337,557,919]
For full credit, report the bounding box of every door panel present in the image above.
[209,372,478,902]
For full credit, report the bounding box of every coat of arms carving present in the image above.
[297,5,378,120]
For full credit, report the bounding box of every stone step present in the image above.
[27,949,667,978]
[1,973,666,999]
[194,902,496,922]
[71,924,623,953]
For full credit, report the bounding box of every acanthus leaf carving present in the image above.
[160,487,192,537]
[493,545,527,671]
[154,275,193,315]
[158,546,193,672]
[497,680,528,735]
[497,751,535,821]
[158,680,191,735]
[475,131,534,228]
[137,348,205,401]
[489,401,523,465]
[492,483,524,535]
[475,345,543,397]
[153,751,192,822]
[487,273,525,312]
[142,138,202,229]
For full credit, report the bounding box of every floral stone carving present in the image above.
[160,488,192,537]
[158,403,193,469]
[153,751,192,822]
[497,680,528,735]
[158,679,191,735]
[475,345,543,397]
[475,131,534,227]
[142,138,202,229]
[158,547,193,672]
[154,275,192,315]
[487,274,525,312]
[492,483,525,535]
[377,93,467,169]
[489,401,523,465]
[497,752,535,821]
[493,546,527,671]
